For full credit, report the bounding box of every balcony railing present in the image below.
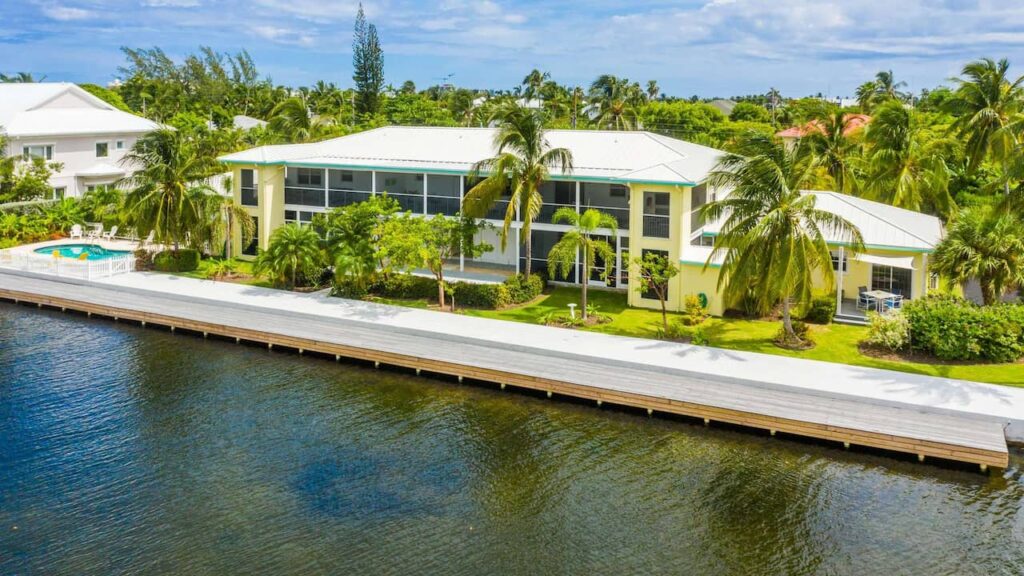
[328,189,372,208]
[426,195,461,216]
[391,193,424,214]
[642,214,670,238]
[485,200,513,221]
[241,186,258,207]
[284,186,325,207]
[591,206,630,230]
[539,203,575,224]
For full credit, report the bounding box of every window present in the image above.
[929,272,939,291]
[95,142,109,158]
[296,167,322,186]
[831,250,848,272]
[115,140,125,150]
[22,145,53,160]
[240,169,258,206]
[86,184,111,193]
[642,191,671,238]
[49,187,66,200]
[341,171,354,182]
[284,210,316,226]
[871,265,913,298]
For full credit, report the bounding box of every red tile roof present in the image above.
[777,113,870,139]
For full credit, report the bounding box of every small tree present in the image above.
[632,251,680,332]
[352,3,384,116]
[376,213,492,309]
[931,206,1024,305]
[317,194,400,287]
[547,208,617,320]
[254,224,323,289]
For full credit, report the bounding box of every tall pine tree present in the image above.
[352,3,383,116]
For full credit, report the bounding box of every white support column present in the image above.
[615,234,622,289]
[575,181,581,213]
[459,174,465,272]
[422,173,428,215]
[371,170,376,196]
[836,246,845,314]
[323,168,329,209]
[515,228,521,274]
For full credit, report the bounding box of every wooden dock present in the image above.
[0,269,1010,470]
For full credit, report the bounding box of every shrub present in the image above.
[132,249,154,271]
[373,274,437,299]
[332,277,369,300]
[774,320,811,346]
[153,249,200,272]
[865,311,910,351]
[902,295,1024,363]
[681,294,708,326]
[656,319,689,340]
[205,258,240,280]
[504,273,545,304]
[690,325,711,346]
[452,282,511,308]
[803,295,836,324]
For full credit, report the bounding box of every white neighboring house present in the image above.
[0,83,160,198]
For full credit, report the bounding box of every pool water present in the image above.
[34,243,131,260]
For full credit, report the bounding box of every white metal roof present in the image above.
[218,126,726,186]
[0,83,158,138]
[701,190,943,253]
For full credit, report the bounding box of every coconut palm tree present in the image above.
[861,100,954,217]
[702,135,864,344]
[945,58,1024,193]
[546,208,617,320]
[191,186,255,258]
[874,70,908,102]
[805,110,863,194]
[0,72,43,83]
[119,128,218,250]
[521,69,550,101]
[589,75,643,130]
[464,103,573,277]
[931,206,1024,305]
[254,223,323,288]
[269,96,322,143]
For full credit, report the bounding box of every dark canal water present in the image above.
[1,303,1022,575]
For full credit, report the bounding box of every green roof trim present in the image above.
[218,159,696,187]
[699,231,934,254]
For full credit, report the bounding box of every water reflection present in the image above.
[1,303,1021,575]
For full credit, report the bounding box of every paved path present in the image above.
[101,273,1024,441]
[0,269,1019,468]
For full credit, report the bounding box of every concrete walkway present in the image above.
[95,272,1024,443]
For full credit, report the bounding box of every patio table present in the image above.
[864,290,897,312]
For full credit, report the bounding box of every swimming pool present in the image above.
[34,244,131,261]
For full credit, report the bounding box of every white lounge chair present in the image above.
[69,224,84,240]
[86,224,103,241]
[138,230,155,250]
[101,225,118,241]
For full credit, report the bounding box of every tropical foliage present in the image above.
[931,206,1024,305]
[464,102,573,276]
[546,208,617,320]
[253,223,323,288]
[702,135,864,346]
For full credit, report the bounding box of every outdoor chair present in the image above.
[86,224,103,241]
[884,295,903,311]
[101,225,118,241]
[857,286,873,310]
[138,230,155,250]
[69,224,83,240]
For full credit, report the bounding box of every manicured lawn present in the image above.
[167,259,274,288]
[459,287,1024,387]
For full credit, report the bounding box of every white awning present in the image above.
[853,253,916,270]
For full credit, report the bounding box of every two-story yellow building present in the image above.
[219,126,943,323]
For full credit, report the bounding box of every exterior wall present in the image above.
[230,164,284,260]
[679,263,725,316]
[8,133,145,196]
[627,183,688,312]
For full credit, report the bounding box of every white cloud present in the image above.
[253,25,316,46]
[39,4,95,21]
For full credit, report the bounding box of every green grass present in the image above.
[457,287,1024,387]
[166,259,274,288]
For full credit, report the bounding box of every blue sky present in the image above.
[3,0,1024,98]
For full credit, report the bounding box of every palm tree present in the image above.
[805,110,862,193]
[931,207,1024,305]
[269,96,322,143]
[546,208,617,320]
[254,223,323,288]
[945,58,1024,193]
[702,135,864,344]
[119,128,218,250]
[874,70,908,102]
[861,100,954,216]
[191,184,255,258]
[0,72,42,83]
[589,75,642,130]
[521,69,550,101]
[464,103,573,277]
[855,81,878,112]
[646,80,660,101]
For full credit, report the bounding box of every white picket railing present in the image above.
[0,249,136,280]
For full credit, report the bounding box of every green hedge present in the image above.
[803,295,836,324]
[153,249,200,272]
[902,295,1024,363]
[333,272,546,310]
